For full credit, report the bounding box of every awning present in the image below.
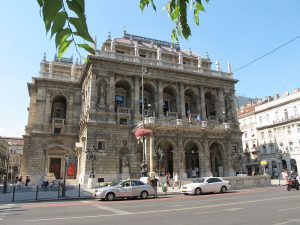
[134,128,153,138]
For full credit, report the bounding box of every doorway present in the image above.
[49,158,61,179]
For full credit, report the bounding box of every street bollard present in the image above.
[78,183,81,197]
[36,185,39,200]
[12,186,16,202]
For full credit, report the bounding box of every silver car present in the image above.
[180,177,231,195]
[94,179,155,201]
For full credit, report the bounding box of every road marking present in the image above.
[27,195,300,222]
[273,218,300,225]
[93,205,132,215]
[193,207,243,215]
[278,206,300,212]
[164,204,185,207]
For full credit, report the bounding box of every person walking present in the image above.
[172,173,180,189]
[166,172,171,187]
[150,175,159,198]
[25,176,31,186]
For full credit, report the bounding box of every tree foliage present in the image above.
[37,0,209,58]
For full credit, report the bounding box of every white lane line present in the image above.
[27,195,300,222]
[193,207,243,215]
[93,205,132,215]
[278,206,300,212]
[164,205,185,207]
[0,212,8,216]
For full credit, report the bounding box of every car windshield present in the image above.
[110,180,123,186]
[193,178,206,183]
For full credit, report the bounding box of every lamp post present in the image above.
[276,150,285,186]
[86,146,101,178]
[61,153,69,197]
[140,65,149,177]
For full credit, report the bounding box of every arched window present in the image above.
[51,96,67,120]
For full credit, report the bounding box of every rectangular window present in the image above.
[115,95,124,107]
[97,141,105,150]
[260,132,264,139]
[259,117,263,125]
[297,124,300,133]
[244,132,248,139]
[54,128,61,134]
[287,126,291,135]
[116,50,124,54]
[289,141,293,151]
[120,118,127,125]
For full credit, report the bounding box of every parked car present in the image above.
[180,177,231,195]
[94,179,155,201]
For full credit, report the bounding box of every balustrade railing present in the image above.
[98,51,233,79]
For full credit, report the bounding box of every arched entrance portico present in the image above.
[209,142,224,177]
[184,142,199,178]
[156,139,175,177]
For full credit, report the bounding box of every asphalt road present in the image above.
[1,186,300,225]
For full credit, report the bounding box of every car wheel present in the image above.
[140,191,149,199]
[106,192,115,201]
[195,188,202,195]
[220,186,227,193]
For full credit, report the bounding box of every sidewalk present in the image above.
[0,184,181,203]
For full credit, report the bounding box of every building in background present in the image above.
[0,137,9,182]
[22,32,242,184]
[237,89,300,177]
[3,137,24,182]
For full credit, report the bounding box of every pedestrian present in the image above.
[166,172,171,187]
[150,175,159,198]
[172,173,180,189]
[25,176,31,186]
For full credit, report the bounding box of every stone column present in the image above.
[196,88,201,115]
[218,88,225,123]
[203,139,212,176]
[149,136,155,176]
[44,93,51,124]
[179,83,185,118]
[200,86,207,120]
[158,80,164,117]
[108,72,115,113]
[177,136,187,179]
[134,76,140,123]
[226,140,236,176]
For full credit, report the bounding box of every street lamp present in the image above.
[85,146,101,178]
[61,153,69,197]
[276,150,286,186]
[140,65,149,177]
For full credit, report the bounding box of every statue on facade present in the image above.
[97,84,106,106]
[120,154,130,179]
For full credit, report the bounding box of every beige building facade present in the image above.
[22,33,242,184]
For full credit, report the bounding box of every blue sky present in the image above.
[0,0,299,137]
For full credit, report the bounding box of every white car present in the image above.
[94,179,155,201]
[180,177,231,195]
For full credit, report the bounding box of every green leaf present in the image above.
[74,0,85,11]
[51,12,67,38]
[140,0,156,12]
[170,5,179,21]
[58,40,72,59]
[42,0,62,33]
[69,17,94,43]
[37,0,44,7]
[78,43,96,55]
[55,28,72,49]
[66,0,85,19]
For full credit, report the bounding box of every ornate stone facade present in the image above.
[22,33,242,184]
